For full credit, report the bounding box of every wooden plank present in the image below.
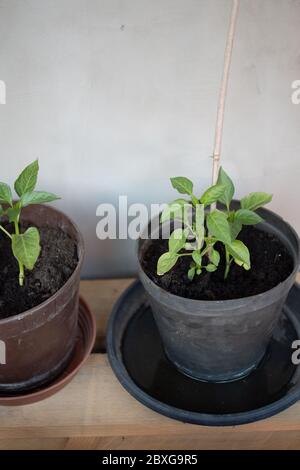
[0,275,299,450]
[0,439,67,450]
[80,278,133,351]
[0,354,300,441]
[64,431,300,450]
[1,431,300,450]
[1,432,300,450]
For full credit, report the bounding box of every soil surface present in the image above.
[141,226,294,300]
[0,223,78,319]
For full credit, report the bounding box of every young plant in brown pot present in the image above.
[0,160,84,392]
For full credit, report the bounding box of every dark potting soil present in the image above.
[141,226,294,301]
[0,224,78,319]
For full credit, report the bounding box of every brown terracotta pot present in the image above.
[0,204,84,392]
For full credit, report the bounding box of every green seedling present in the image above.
[0,160,60,286]
[157,167,272,280]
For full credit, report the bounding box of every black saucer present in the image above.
[107,281,300,426]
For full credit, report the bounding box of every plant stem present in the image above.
[0,224,12,239]
[14,220,24,287]
[224,246,231,279]
[191,194,199,207]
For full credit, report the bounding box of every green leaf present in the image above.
[210,248,220,266]
[200,184,226,207]
[192,250,202,266]
[21,191,60,207]
[227,240,251,270]
[240,192,272,211]
[217,167,235,209]
[206,210,232,245]
[157,252,178,276]
[160,199,190,223]
[0,182,12,206]
[206,264,217,272]
[170,177,193,196]
[168,228,187,253]
[11,227,41,271]
[229,218,242,240]
[196,268,202,275]
[7,206,21,224]
[188,266,196,281]
[235,209,263,225]
[14,160,39,197]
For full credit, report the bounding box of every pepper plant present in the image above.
[0,160,60,286]
[157,167,272,280]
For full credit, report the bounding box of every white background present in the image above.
[0,0,299,277]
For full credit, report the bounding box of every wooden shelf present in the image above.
[0,277,300,450]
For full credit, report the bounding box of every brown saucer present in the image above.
[0,297,96,406]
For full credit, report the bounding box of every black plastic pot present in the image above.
[138,203,300,382]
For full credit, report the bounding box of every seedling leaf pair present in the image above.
[0,160,60,286]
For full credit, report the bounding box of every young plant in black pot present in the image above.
[157,168,271,281]
[0,160,84,392]
[137,0,299,383]
[138,169,299,381]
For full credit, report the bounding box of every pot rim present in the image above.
[0,204,84,325]
[137,205,300,310]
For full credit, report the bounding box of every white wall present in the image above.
[0,0,299,278]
